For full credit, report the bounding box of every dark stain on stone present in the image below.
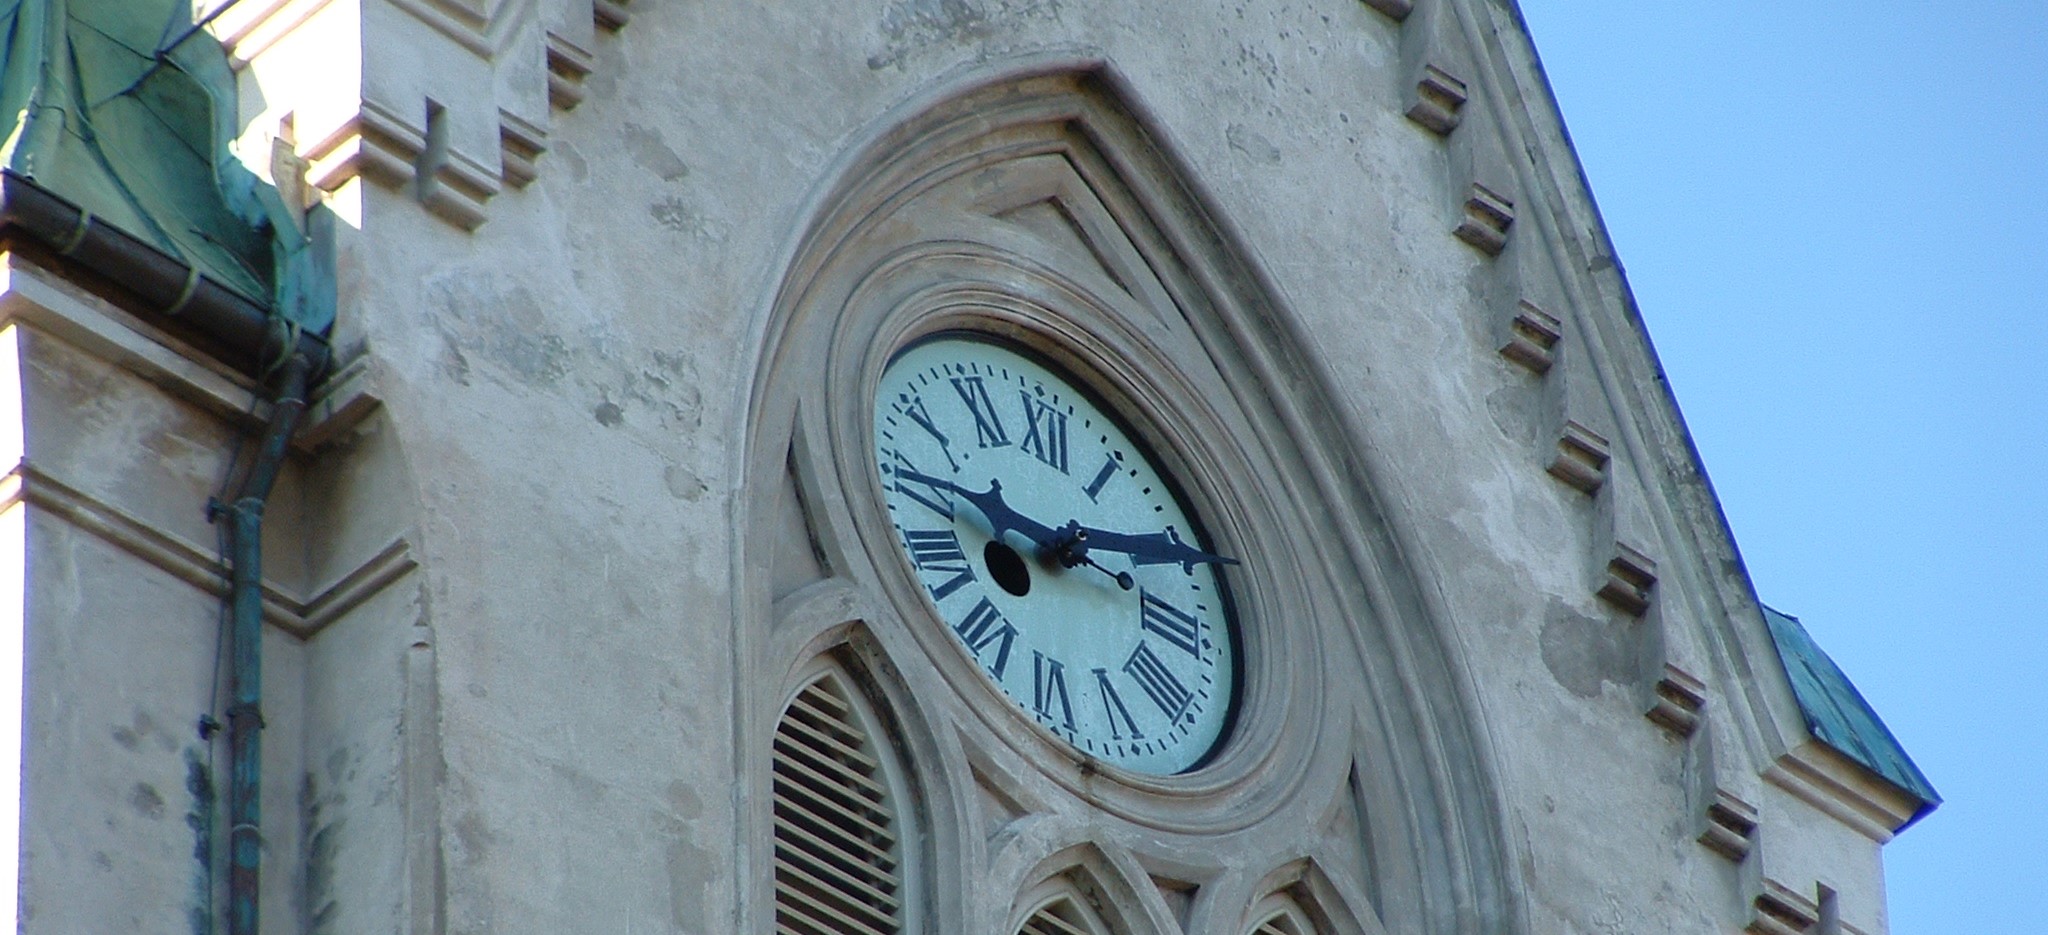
[301,773,342,934]
[1540,598,1639,699]
[1226,123,1281,164]
[868,0,1063,70]
[185,752,215,935]
[594,400,625,426]
[131,782,167,820]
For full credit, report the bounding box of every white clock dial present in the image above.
[874,335,1238,775]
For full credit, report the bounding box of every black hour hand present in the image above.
[892,468,1058,550]
[1073,524,1239,573]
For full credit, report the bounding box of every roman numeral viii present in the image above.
[949,375,1009,448]
[903,529,975,600]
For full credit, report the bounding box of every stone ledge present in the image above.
[7,464,416,640]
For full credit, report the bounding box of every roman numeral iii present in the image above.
[1139,590,1203,657]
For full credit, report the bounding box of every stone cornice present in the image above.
[3,464,416,640]
[1764,740,1923,843]
[209,0,628,231]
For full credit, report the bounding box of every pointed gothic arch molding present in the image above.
[1007,842,1179,935]
[739,61,1525,934]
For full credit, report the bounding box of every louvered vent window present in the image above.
[1018,895,1102,935]
[1248,898,1316,935]
[1252,911,1307,935]
[772,673,903,935]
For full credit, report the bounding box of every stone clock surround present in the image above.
[739,69,1515,935]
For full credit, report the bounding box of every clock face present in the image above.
[874,335,1238,775]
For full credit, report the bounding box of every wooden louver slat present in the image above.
[773,674,903,935]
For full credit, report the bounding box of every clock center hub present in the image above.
[983,540,1032,597]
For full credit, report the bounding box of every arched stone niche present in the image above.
[739,65,1521,935]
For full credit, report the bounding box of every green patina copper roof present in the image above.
[0,0,330,336]
[1762,605,1940,823]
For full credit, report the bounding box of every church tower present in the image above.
[0,2,1934,934]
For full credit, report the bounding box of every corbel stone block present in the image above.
[498,110,548,189]
[594,0,631,31]
[1699,789,1759,861]
[1406,64,1469,136]
[1359,0,1412,22]
[1748,881,1820,935]
[1597,543,1657,616]
[1499,299,1562,374]
[546,32,595,111]
[1454,183,1514,256]
[219,0,625,228]
[304,100,425,193]
[1546,420,1609,494]
[418,146,502,231]
[1646,661,1706,737]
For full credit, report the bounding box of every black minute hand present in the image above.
[1072,524,1239,573]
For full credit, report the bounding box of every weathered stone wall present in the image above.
[5,2,1913,934]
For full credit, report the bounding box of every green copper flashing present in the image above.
[0,0,332,346]
[1762,605,1940,824]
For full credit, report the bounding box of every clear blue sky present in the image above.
[1515,2,2047,932]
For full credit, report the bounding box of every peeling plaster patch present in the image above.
[429,277,573,389]
[621,123,691,181]
[664,464,708,501]
[665,824,715,932]
[1226,123,1281,164]
[1485,384,1538,446]
[867,0,1062,70]
[1540,599,1637,699]
[555,140,589,183]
